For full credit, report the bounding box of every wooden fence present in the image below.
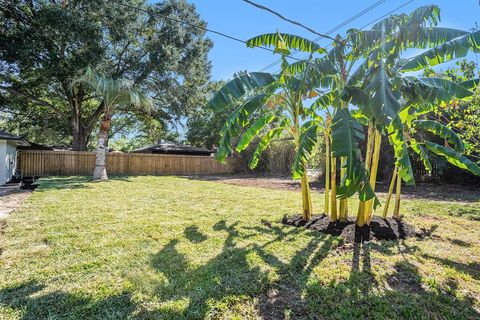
[19,150,241,177]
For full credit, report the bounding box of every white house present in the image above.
[0,131,30,185]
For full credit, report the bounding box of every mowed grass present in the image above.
[0,176,479,319]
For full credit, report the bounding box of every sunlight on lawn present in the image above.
[0,176,479,319]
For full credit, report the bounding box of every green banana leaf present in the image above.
[292,121,318,179]
[246,33,326,53]
[208,72,276,112]
[236,114,275,152]
[414,119,464,152]
[424,142,480,176]
[400,30,480,71]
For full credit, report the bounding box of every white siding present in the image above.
[0,140,18,185]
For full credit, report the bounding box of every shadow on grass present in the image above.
[0,281,134,320]
[184,225,208,243]
[33,176,134,192]
[2,219,478,319]
[148,220,479,319]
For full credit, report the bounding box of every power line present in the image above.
[109,0,319,64]
[271,0,417,74]
[259,0,388,72]
[241,0,339,43]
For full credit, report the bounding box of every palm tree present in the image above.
[73,67,151,180]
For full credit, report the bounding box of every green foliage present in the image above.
[413,120,464,152]
[387,118,415,185]
[246,33,326,54]
[331,109,378,205]
[236,114,275,152]
[207,73,276,112]
[248,127,285,169]
[0,0,212,150]
[401,30,480,71]
[425,142,480,175]
[292,122,318,179]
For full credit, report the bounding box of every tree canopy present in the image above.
[0,0,212,150]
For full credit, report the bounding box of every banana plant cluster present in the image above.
[208,5,480,228]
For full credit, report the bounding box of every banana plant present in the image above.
[208,33,333,220]
[382,108,480,218]
[338,5,480,229]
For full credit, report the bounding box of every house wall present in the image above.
[0,140,18,185]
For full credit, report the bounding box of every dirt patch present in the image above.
[185,175,480,203]
[0,188,33,219]
[282,215,418,243]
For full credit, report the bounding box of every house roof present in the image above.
[132,141,212,155]
[0,131,30,146]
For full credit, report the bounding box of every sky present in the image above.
[187,0,480,81]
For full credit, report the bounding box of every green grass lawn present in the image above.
[0,176,479,319]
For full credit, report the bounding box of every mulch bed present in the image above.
[282,214,418,243]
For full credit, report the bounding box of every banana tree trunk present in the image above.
[324,132,330,216]
[339,156,348,221]
[301,173,313,220]
[330,156,337,222]
[393,173,402,219]
[364,129,382,224]
[356,124,375,227]
[382,166,398,218]
[93,115,111,180]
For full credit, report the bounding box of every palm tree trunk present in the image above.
[324,132,330,216]
[393,173,402,219]
[93,115,111,180]
[382,166,398,218]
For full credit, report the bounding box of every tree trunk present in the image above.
[382,166,398,218]
[72,125,88,151]
[330,156,337,222]
[393,174,402,219]
[356,123,375,227]
[324,132,330,216]
[301,173,313,220]
[93,115,111,180]
[364,129,382,224]
[339,156,348,221]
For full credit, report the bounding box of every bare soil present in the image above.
[282,215,418,243]
[0,189,33,220]
[186,174,480,203]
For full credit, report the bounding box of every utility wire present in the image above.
[271,0,417,73]
[241,0,339,43]
[259,0,388,72]
[109,0,317,64]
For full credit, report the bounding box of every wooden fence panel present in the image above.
[19,150,240,177]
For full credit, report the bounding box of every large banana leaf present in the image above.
[425,142,480,176]
[249,127,285,169]
[403,77,473,104]
[208,72,276,112]
[284,57,337,78]
[409,139,432,172]
[236,114,275,152]
[215,94,267,162]
[460,78,480,90]
[246,33,326,53]
[387,118,415,185]
[364,64,402,125]
[331,109,378,207]
[292,121,318,179]
[413,119,464,152]
[400,30,480,71]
